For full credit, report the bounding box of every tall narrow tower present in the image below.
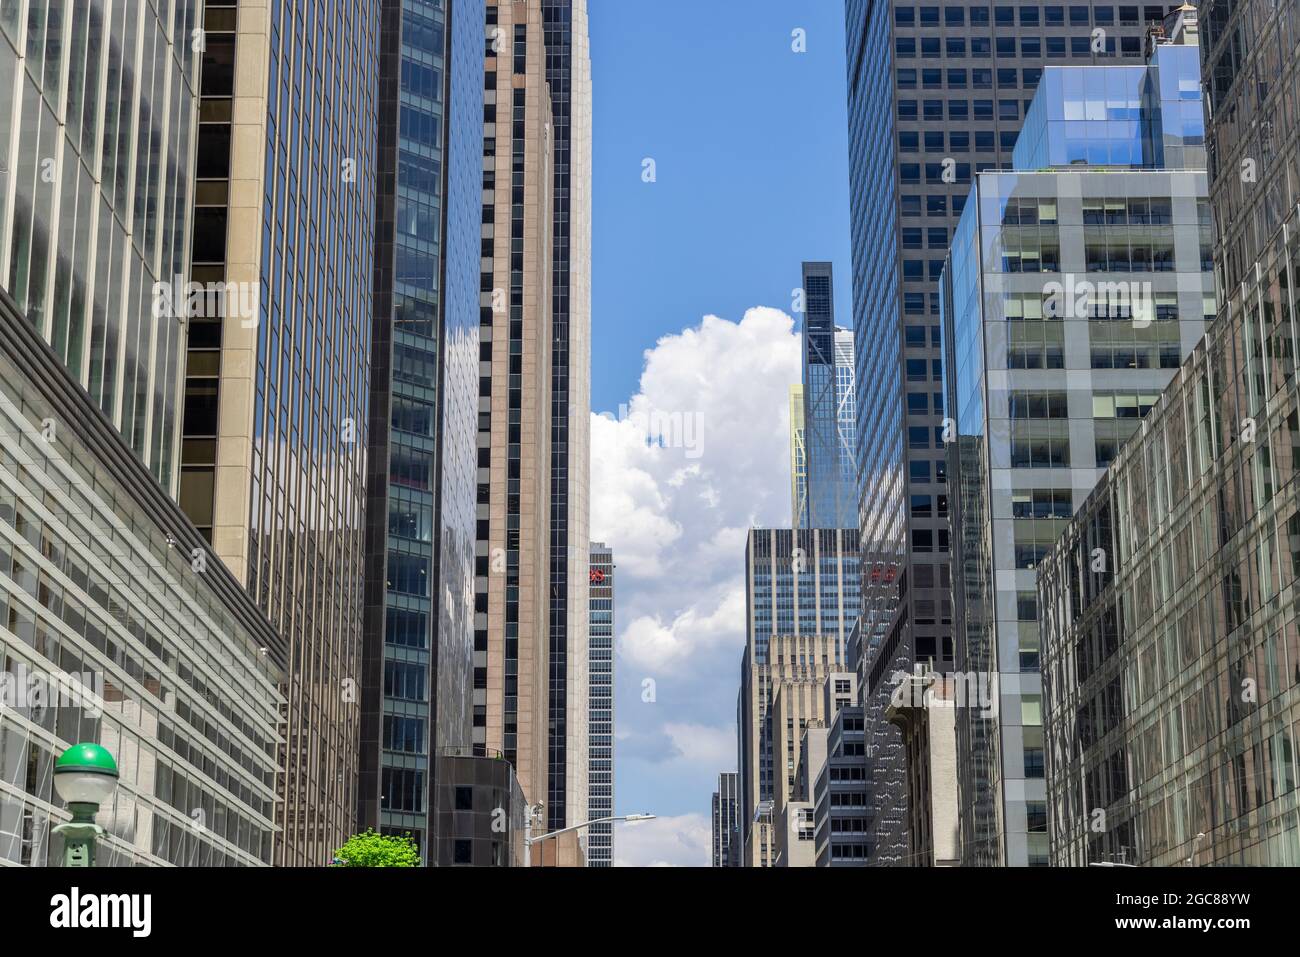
[586,541,615,866]
[542,0,593,833]
[355,0,486,861]
[176,0,380,865]
[799,263,856,530]
[472,0,556,816]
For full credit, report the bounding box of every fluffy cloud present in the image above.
[618,584,743,674]
[591,306,801,864]
[614,813,712,868]
[592,306,799,673]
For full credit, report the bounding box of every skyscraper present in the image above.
[472,2,591,845]
[542,0,593,835]
[711,771,740,867]
[473,0,556,818]
[586,542,614,866]
[355,0,485,861]
[176,0,380,865]
[843,0,1175,866]
[800,263,856,530]
[736,527,860,865]
[944,14,1213,866]
[1038,1,1300,868]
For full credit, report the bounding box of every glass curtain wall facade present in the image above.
[175,0,380,866]
[1037,321,1300,865]
[586,541,613,866]
[357,0,483,863]
[0,0,201,492]
[0,290,285,867]
[1039,0,1300,867]
[943,30,1213,866]
[844,0,1174,867]
[835,328,857,507]
[802,262,857,529]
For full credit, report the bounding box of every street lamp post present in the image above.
[52,743,118,867]
[522,805,654,867]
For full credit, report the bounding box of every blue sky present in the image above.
[587,0,853,865]
[590,0,852,413]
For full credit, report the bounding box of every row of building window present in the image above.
[899,66,1048,91]
[894,5,1168,28]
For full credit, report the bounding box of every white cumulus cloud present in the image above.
[592,305,799,674]
[593,306,802,866]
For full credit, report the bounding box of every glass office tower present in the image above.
[943,19,1213,865]
[176,0,380,866]
[586,541,614,866]
[737,528,861,864]
[844,0,1180,866]
[0,0,200,492]
[801,263,857,529]
[356,0,484,862]
[1038,0,1300,867]
[0,289,286,867]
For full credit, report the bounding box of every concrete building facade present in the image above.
[741,632,840,867]
[541,0,593,835]
[711,770,740,867]
[586,541,614,866]
[472,0,555,819]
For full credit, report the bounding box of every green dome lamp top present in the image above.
[54,743,119,807]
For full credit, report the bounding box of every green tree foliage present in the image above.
[330,829,420,867]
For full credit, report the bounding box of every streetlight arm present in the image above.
[525,816,621,842]
[526,814,643,845]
